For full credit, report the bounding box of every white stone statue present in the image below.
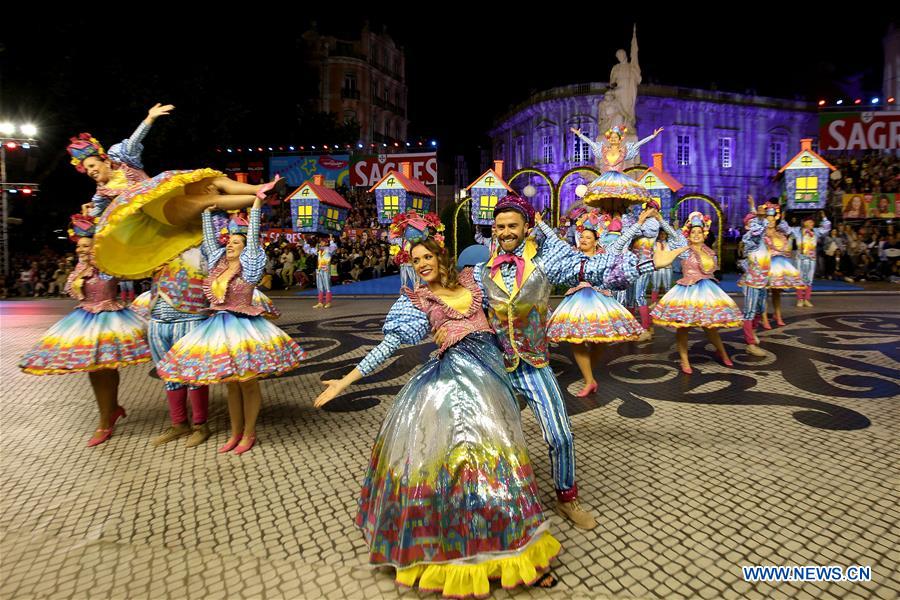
[608,24,641,130]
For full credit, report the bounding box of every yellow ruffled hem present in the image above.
[549,334,640,343]
[394,533,561,599]
[651,319,741,329]
[94,168,224,279]
[21,357,151,376]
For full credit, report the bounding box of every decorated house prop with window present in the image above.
[368,162,434,225]
[467,160,514,225]
[778,138,836,211]
[635,153,683,216]
[286,174,352,234]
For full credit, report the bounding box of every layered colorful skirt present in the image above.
[20,307,151,375]
[650,279,742,329]
[94,168,225,279]
[583,171,652,208]
[156,311,306,385]
[357,331,560,598]
[767,255,806,290]
[547,283,643,343]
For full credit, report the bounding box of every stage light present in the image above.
[20,124,37,137]
[0,123,15,135]
[836,99,843,105]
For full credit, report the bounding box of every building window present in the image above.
[412,197,424,211]
[324,208,340,228]
[719,137,732,168]
[343,73,357,91]
[382,195,400,219]
[645,175,657,187]
[769,141,784,169]
[297,204,313,228]
[515,138,525,169]
[479,194,498,220]
[796,176,819,202]
[677,134,691,166]
[573,129,592,163]
[801,156,813,166]
[542,135,554,164]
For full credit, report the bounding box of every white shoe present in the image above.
[745,344,766,357]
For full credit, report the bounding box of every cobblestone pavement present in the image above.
[1,294,898,600]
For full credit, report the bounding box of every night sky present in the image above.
[0,8,895,246]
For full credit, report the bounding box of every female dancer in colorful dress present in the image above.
[67,103,283,280]
[761,201,806,326]
[546,209,644,396]
[314,214,561,597]
[19,213,151,446]
[791,211,831,307]
[651,212,744,374]
[570,124,662,208]
[157,198,307,454]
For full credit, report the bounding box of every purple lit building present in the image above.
[488,83,819,228]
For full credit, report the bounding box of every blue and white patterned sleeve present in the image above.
[357,295,431,376]
[639,216,660,240]
[659,219,689,256]
[625,134,656,160]
[328,241,337,254]
[89,192,110,218]
[535,221,583,286]
[106,120,151,169]
[240,207,266,284]
[742,219,766,252]
[471,263,490,312]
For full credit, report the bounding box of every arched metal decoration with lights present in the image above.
[452,196,474,262]
[623,165,648,179]
[556,166,601,222]
[507,168,557,225]
[671,194,725,262]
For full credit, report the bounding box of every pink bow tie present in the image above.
[490,253,525,288]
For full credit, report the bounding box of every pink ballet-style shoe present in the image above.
[110,406,127,426]
[87,428,113,448]
[255,174,284,200]
[218,435,241,454]
[680,363,693,375]
[775,317,786,327]
[576,382,598,397]
[233,435,256,455]
[717,352,734,367]
[761,318,772,330]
